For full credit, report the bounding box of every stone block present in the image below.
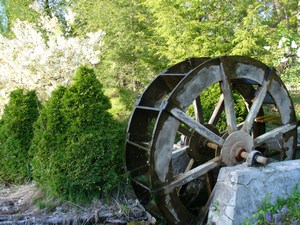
[207,160,300,225]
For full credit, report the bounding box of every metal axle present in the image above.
[240,150,270,166]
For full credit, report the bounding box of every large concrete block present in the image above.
[207,160,300,225]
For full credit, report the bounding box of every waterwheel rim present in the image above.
[125,56,297,224]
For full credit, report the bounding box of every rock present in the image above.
[207,160,300,225]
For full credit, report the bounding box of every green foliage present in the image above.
[273,34,300,90]
[281,66,300,89]
[0,89,40,183]
[72,0,162,92]
[104,87,137,122]
[3,0,39,36]
[143,0,238,61]
[142,0,300,69]
[2,0,300,95]
[2,0,70,36]
[231,3,270,57]
[30,66,125,201]
[187,83,247,131]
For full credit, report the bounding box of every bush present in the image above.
[0,89,40,183]
[30,66,125,201]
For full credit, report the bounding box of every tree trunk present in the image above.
[273,0,281,17]
[298,0,300,35]
[44,0,51,17]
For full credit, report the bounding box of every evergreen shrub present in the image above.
[30,66,125,201]
[0,89,40,183]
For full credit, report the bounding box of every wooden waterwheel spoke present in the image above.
[254,123,297,147]
[208,94,224,126]
[220,60,237,133]
[242,68,273,133]
[193,96,204,124]
[170,108,224,146]
[155,156,221,195]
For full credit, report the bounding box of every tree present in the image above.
[142,0,251,61]
[0,12,105,115]
[298,0,300,35]
[3,0,39,36]
[142,0,299,65]
[30,66,125,201]
[0,89,40,183]
[231,2,271,61]
[35,0,72,33]
[1,0,71,36]
[0,0,299,118]
[71,0,162,92]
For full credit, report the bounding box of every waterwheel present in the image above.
[125,56,298,224]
